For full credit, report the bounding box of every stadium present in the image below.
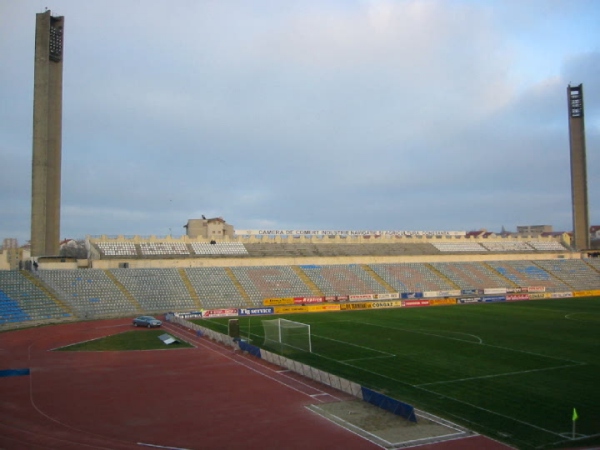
[2,7,600,450]
[2,225,600,449]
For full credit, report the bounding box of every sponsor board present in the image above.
[506,294,529,301]
[506,288,526,294]
[173,311,203,319]
[349,294,375,301]
[294,297,324,304]
[573,290,600,297]
[371,300,403,309]
[528,292,546,300]
[401,292,423,299]
[458,297,482,304]
[340,302,373,310]
[307,304,341,312]
[202,308,238,318]
[238,307,274,316]
[324,296,338,302]
[461,289,484,295]
[483,296,506,302]
[375,293,400,300]
[403,300,430,307]
[430,298,457,306]
[527,286,546,292]
[273,305,309,314]
[484,288,507,295]
[263,297,294,306]
[551,292,572,298]
[337,295,349,301]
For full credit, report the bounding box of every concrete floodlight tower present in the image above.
[31,11,64,257]
[567,84,590,251]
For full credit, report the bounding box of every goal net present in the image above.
[262,318,312,354]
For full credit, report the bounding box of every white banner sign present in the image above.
[234,229,466,237]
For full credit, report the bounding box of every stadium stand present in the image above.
[369,263,454,293]
[480,241,534,252]
[432,242,487,252]
[527,241,567,251]
[184,267,246,309]
[486,261,573,291]
[96,241,137,256]
[243,243,440,257]
[230,266,311,305]
[191,242,248,256]
[0,271,70,324]
[534,260,600,290]
[299,265,389,296]
[430,262,511,290]
[37,269,138,318]
[110,268,197,312]
[139,242,190,256]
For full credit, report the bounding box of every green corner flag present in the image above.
[573,408,579,421]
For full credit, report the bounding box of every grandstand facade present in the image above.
[2,230,599,329]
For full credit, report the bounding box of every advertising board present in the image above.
[349,294,375,301]
[371,300,403,309]
[430,298,457,306]
[375,293,400,300]
[202,308,238,318]
[273,305,309,314]
[263,297,294,306]
[403,300,430,307]
[238,307,274,316]
[340,302,372,310]
[458,297,482,304]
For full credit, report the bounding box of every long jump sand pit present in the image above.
[308,399,474,449]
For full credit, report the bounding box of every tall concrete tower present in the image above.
[31,11,64,257]
[567,84,590,251]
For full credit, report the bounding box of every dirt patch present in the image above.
[308,400,474,449]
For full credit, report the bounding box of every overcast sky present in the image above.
[1,0,599,243]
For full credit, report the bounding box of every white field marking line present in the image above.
[313,333,396,357]
[436,331,483,344]
[565,312,599,322]
[163,323,344,403]
[549,431,600,446]
[414,384,565,439]
[414,409,471,434]
[308,404,392,447]
[341,354,397,363]
[415,362,586,387]
[320,350,566,439]
[387,430,467,447]
[138,443,191,450]
[353,320,583,364]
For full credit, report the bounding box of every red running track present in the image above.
[0,319,513,449]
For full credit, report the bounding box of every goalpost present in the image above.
[262,318,312,353]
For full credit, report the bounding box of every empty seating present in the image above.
[0,271,70,325]
[96,242,137,256]
[139,242,190,256]
[481,242,533,252]
[430,262,509,290]
[432,243,487,252]
[231,266,311,305]
[487,261,572,292]
[110,268,196,312]
[37,269,138,319]
[534,260,600,290]
[185,267,244,309]
[300,265,387,296]
[191,242,248,256]
[370,263,453,292]
[527,241,567,251]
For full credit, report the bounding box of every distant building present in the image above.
[184,217,234,239]
[516,225,553,236]
[0,240,29,270]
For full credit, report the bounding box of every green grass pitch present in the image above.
[198,298,600,449]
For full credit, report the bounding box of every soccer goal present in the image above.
[262,318,312,353]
